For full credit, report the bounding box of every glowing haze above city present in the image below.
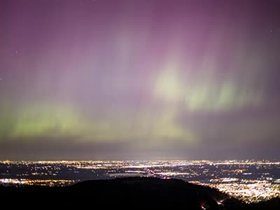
[0,0,280,160]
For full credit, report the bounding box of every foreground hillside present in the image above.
[0,177,279,209]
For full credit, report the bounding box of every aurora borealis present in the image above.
[0,0,280,160]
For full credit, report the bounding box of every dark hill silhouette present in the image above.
[0,177,279,209]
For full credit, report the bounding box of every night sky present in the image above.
[0,0,280,160]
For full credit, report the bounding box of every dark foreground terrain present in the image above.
[0,177,279,209]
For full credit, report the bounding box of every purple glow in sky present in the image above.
[0,0,280,160]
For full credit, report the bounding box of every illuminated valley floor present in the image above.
[0,160,279,203]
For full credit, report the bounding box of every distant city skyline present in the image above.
[0,0,280,160]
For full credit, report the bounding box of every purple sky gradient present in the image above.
[0,0,280,160]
